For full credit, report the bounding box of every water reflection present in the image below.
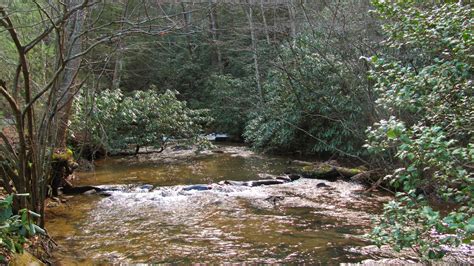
[46,145,387,264]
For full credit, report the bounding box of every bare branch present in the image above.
[24,0,95,53]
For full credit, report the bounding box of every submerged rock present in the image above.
[98,191,112,197]
[258,173,302,182]
[218,180,246,186]
[287,174,302,181]
[139,184,154,191]
[265,196,285,205]
[316,182,330,188]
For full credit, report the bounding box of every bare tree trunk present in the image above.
[112,1,129,90]
[208,0,222,72]
[287,0,297,41]
[1,0,191,227]
[244,2,263,104]
[181,2,194,58]
[273,4,278,42]
[260,0,271,45]
[55,0,87,148]
[111,47,123,90]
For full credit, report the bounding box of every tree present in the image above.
[243,0,380,157]
[243,1,263,104]
[0,0,93,225]
[71,88,211,156]
[54,0,88,148]
[0,0,187,225]
[366,1,473,259]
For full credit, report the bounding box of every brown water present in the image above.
[46,145,389,264]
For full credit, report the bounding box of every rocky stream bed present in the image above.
[45,145,472,264]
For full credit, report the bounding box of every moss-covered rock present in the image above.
[52,148,74,161]
[10,251,44,266]
[298,163,363,181]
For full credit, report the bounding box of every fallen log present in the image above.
[289,160,314,166]
[258,173,302,182]
[247,179,286,186]
[297,163,364,181]
[62,185,103,195]
[218,179,287,187]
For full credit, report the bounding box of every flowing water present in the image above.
[46,144,390,264]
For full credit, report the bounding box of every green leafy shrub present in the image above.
[203,74,257,137]
[244,34,372,155]
[72,87,212,154]
[0,195,44,256]
[366,1,473,259]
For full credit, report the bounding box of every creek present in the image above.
[46,144,390,264]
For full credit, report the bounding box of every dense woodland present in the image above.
[0,0,472,263]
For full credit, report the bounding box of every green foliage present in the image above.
[0,1,55,92]
[367,1,473,259]
[72,87,211,153]
[244,33,372,155]
[52,149,74,161]
[204,74,257,137]
[0,195,43,255]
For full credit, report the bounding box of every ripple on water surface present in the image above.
[46,145,388,264]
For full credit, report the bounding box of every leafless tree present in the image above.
[0,0,185,225]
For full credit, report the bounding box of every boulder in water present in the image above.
[247,179,286,187]
[316,182,330,188]
[218,180,247,186]
[288,174,302,181]
[258,173,300,183]
[276,175,292,182]
[139,184,154,191]
[182,185,211,191]
[265,196,285,205]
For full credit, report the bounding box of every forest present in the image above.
[0,0,472,264]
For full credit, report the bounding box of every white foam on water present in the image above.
[93,178,372,219]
